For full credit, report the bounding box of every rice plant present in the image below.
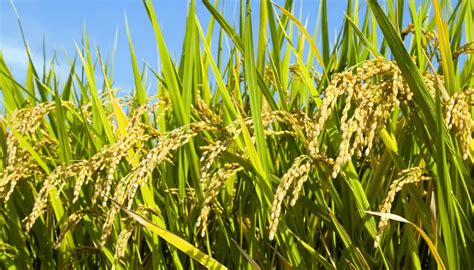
[0,0,472,269]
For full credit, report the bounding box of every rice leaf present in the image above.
[114,200,227,270]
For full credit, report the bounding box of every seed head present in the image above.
[374,167,430,248]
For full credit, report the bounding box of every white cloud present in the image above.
[1,42,71,83]
[1,43,32,75]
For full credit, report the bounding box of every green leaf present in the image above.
[125,13,147,106]
[114,200,227,270]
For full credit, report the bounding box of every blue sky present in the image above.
[0,0,347,95]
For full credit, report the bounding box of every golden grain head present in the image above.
[197,163,241,237]
[264,65,278,86]
[99,122,215,243]
[305,58,445,178]
[23,163,83,232]
[445,88,473,160]
[113,219,137,267]
[269,155,311,241]
[374,167,431,248]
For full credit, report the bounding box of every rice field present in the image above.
[0,0,473,269]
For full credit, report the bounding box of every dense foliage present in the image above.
[0,0,472,269]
